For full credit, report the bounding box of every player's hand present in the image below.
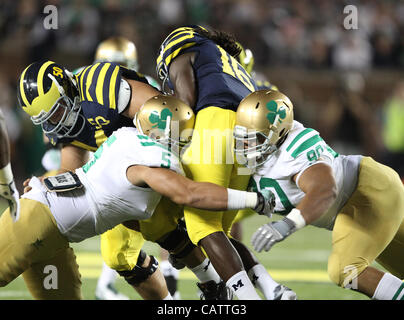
[23,177,33,193]
[23,176,46,194]
[251,217,297,252]
[254,189,275,218]
[0,180,20,221]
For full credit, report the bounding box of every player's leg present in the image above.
[118,250,171,300]
[140,198,224,299]
[22,246,82,299]
[0,198,81,299]
[182,107,261,300]
[95,262,129,300]
[328,157,404,299]
[376,219,404,279]
[101,224,171,300]
[159,248,180,299]
[223,169,297,300]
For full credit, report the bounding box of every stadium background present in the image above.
[0,0,403,300]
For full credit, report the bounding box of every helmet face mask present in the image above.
[38,94,85,139]
[234,90,294,169]
[234,126,279,168]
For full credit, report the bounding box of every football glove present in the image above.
[251,217,297,252]
[254,189,275,218]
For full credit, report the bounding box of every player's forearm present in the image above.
[60,145,89,171]
[178,181,259,212]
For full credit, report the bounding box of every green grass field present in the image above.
[1,214,379,300]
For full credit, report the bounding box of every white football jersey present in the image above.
[251,121,362,230]
[23,127,184,242]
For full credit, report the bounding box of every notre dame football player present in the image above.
[236,89,404,300]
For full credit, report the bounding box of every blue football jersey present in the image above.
[157,26,257,113]
[47,62,149,151]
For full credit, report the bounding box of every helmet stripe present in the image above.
[19,64,32,108]
[108,65,120,109]
[85,63,100,102]
[37,61,55,96]
[95,63,110,105]
[79,65,92,100]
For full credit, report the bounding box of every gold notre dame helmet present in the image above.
[237,42,254,75]
[94,36,138,70]
[234,90,294,168]
[134,95,195,146]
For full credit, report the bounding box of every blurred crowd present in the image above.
[1,0,404,71]
[0,0,403,188]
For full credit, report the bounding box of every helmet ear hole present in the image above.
[255,103,260,109]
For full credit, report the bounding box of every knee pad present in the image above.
[117,250,159,286]
[157,219,196,259]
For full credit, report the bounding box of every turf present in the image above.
[1,214,377,300]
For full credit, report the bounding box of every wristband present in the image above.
[226,188,258,210]
[0,163,13,185]
[286,208,306,230]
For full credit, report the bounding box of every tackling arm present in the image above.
[126,165,274,214]
[292,162,338,225]
[251,162,337,252]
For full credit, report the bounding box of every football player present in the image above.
[235,89,404,300]
[156,25,296,300]
[0,96,275,299]
[17,61,222,300]
[0,109,19,220]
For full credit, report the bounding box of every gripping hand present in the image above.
[254,189,275,218]
[251,217,297,252]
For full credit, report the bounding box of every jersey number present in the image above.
[218,46,255,92]
[249,177,294,214]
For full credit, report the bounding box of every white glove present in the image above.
[253,189,275,218]
[251,217,297,252]
[0,164,20,221]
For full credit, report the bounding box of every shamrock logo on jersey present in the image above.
[266,100,286,125]
[149,108,173,130]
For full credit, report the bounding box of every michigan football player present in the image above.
[156,25,296,300]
